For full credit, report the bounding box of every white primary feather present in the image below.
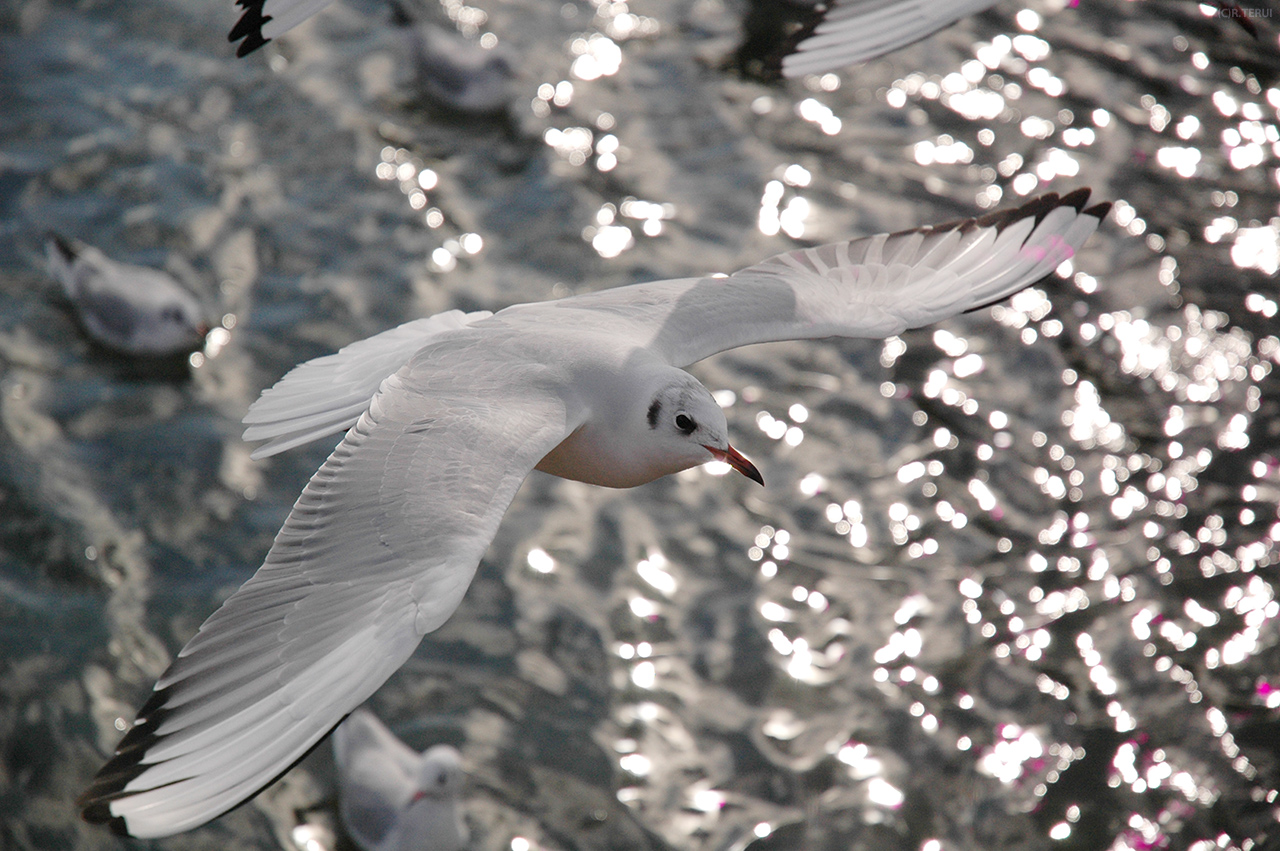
[80,191,1108,838]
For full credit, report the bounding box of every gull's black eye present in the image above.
[161,306,185,323]
[436,770,448,786]
[674,413,696,435]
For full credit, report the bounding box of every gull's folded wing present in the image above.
[80,340,576,838]
[333,709,419,849]
[544,190,1108,369]
[781,0,1001,78]
[242,311,492,459]
[230,0,339,56]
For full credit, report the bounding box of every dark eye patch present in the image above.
[647,399,661,429]
[675,413,696,435]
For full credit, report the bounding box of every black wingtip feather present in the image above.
[1084,201,1113,221]
[81,799,131,836]
[79,682,354,836]
[229,0,272,57]
[77,686,176,827]
[728,0,830,82]
[958,189,1108,315]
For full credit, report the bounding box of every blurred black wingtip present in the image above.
[230,0,272,57]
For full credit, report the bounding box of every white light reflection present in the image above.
[637,553,676,597]
[796,98,841,135]
[570,34,622,80]
[1230,225,1280,274]
[978,725,1045,784]
[527,548,556,574]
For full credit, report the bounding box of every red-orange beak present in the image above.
[705,444,764,486]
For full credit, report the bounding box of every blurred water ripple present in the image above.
[2,0,1280,849]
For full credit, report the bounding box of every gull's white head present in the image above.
[534,365,761,488]
[411,745,464,803]
[639,372,763,486]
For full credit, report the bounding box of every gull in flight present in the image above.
[226,0,991,75]
[745,0,1263,79]
[44,235,208,357]
[332,709,468,851]
[228,1,1263,72]
[80,190,1109,837]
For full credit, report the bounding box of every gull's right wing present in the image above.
[80,335,578,838]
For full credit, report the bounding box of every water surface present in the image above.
[2,1,1280,849]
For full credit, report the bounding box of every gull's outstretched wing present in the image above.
[332,709,419,849]
[242,311,492,459]
[537,190,1108,369]
[79,338,578,838]
[230,0,338,56]
[781,0,1001,79]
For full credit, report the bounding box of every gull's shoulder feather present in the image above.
[80,340,577,838]
[242,310,492,459]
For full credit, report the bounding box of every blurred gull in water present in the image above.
[43,235,208,357]
[332,709,467,851]
[78,191,1109,837]
[391,1,515,116]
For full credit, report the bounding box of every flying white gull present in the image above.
[744,0,1263,79]
[80,190,1110,837]
[44,235,208,357]
[229,0,1265,73]
[332,709,468,851]
[227,0,990,74]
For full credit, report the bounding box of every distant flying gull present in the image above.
[332,709,468,851]
[44,235,208,357]
[79,190,1110,838]
[229,0,1263,73]
[228,0,982,73]
[757,0,1264,79]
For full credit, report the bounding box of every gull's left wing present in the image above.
[79,337,579,838]
[537,189,1108,369]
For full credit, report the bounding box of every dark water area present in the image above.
[3,0,1280,849]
